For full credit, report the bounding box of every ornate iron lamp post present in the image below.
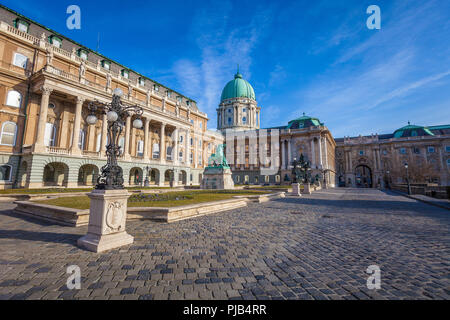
[404,163,412,195]
[78,88,143,253]
[86,88,143,190]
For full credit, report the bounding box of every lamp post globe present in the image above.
[86,114,98,125]
[133,118,143,129]
[106,110,118,122]
[113,88,123,97]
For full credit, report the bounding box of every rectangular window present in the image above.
[139,77,145,86]
[179,151,183,162]
[44,123,56,147]
[0,165,12,181]
[77,49,88,60]
[166,146,173,160]
[13,53,28,69]
[190,152,193,163]
[198,152,202,165]
[152,143,160,159]
[137,140,144,157]
[446,146,450,153]
[447,159,450,167]
[399,148,406,154]
[101,60,111,70]
[167,91,172,98]
[428,146,435,153]
[121,69,129,79]
[359,150,364,155]
[153,85,159,92]
[413,147,420,154]
[15,19,29,33]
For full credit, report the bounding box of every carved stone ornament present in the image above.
[106,201,123,232]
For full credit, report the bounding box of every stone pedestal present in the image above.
[303,183,312,195]
[78,189,133,253]
[201,167,234,190]
[292,183,301,197]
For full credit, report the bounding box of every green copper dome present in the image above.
[287,113,323,129]
[393,122,435,138]
[220,72,256,102]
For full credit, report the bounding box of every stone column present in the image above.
[287,139,292,167]
[123,116,131,159]
[318,136,323,168]
[311,139,316,168]
[323,137,328,169]
[71,97,84,155]
[143,117,150,160]
[174,128,179,165]
[281,140,285,170]
[160,123,166,163]
[34,86,53,152]
[185,130,190,164]
[194,136,198,168]
[100,113,108,157]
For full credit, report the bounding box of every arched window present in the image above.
[0,165,12,181]
[6,90,22,108]
[0,122,17,146]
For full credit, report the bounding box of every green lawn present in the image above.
[0,186,175,195]
[36,190,269,209]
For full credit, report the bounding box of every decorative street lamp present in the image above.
[144,165,151,187]
[404,163,412,195]
[78,88,144,253]
[85,88,143,190]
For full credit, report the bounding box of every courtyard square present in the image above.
[0,188,448,300]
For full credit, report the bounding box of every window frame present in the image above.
[101,60,111,70]
[5,90,22,108]
[48,35,62,48]
[14,18,29,33]
[121,69,129,79]
[0,121,18,146]
[427,146,435,153]
[77,48,89,60]
[12,53,28,69]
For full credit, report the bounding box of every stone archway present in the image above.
[164,169,174,186]
[150,168,160,185]
[179,170,187,185]
[129,167,143,186]
[43,162,69,187]
[355,165,373,188]
[78,164,99,186]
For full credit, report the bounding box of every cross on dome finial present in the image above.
[408,120,411,125]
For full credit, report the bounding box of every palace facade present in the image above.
[1,4,449,191]
[217,72,450,188]
[0,5,222,189]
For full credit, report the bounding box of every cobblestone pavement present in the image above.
[0,188,449,300]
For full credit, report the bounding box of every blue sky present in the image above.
[4,0,450,137]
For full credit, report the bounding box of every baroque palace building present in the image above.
[0,4,223,189]
[217,71,450,188]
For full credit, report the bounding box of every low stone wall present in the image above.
[128,198,249,223]
[391,184,449,199]
[13,192,285,226]
[13,201,89,227]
